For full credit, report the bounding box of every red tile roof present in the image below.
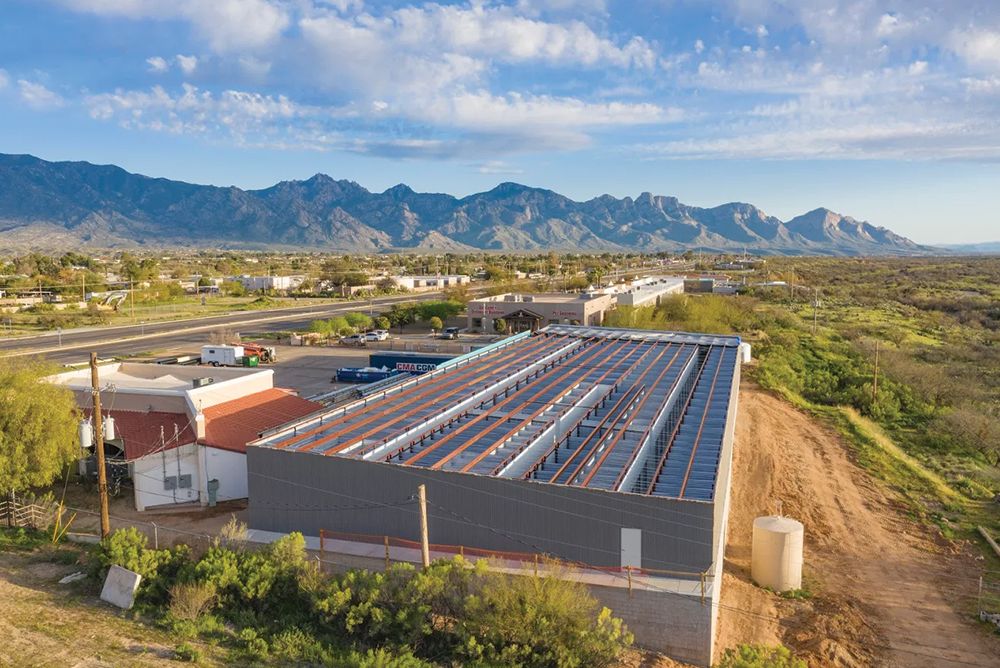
[82,409,196,461]
[201,388,321,454]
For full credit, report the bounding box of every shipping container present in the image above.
[335,367,401,383]
[368,351,455,374]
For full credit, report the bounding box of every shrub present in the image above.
[236,628,270,662]
[169,582,216,622]
[0,527,47,551]
[717,644,806,668]
[346,312,373,330]
[174,642,200,663]
[312,557,631,666]
[460,563,632,667]
[428,316,443,331]
[96,527,192,605]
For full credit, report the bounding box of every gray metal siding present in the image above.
[248,447,716,573]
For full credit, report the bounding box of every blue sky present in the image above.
[2,1,1000,244]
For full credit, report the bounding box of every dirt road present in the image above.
[717,383,1000,667]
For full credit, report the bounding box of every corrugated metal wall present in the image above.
[247,448,717,572]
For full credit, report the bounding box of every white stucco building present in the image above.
[50,363,319,511]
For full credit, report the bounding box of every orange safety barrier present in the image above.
[316,528,708,582]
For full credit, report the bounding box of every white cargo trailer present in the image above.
[201,345,244,367]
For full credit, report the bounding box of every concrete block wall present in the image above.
[589,585,714,667]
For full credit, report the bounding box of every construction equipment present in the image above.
[235,342,277,363]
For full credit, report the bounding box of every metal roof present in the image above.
[253,325,740,501]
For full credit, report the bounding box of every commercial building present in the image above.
[466,292,616,332]
[246,325,743,665]
[234,275,306,292]
[616,276,686,308]
[390,275,470,291]
[684,277,716,293]
[49,363,319,511]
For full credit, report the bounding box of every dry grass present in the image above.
[168,582,216,622]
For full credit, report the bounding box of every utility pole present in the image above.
[417,484,430,568]
[812,287,819,335]
[129,280,135,322]
[872,340,880,404]
[82,274,86,302]
[89,352,111,538]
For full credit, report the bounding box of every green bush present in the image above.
[346,312,373,330]
[95,528,192,605]
[0,527,47,551]
[460,564,632,667]
[94,527,630,667]
[174,642,200,663]
[312,557,631,667]
[716,644,806,668]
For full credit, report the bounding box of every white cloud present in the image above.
[908,60,928,75]
[176,54,198,74]
[476,159,524,175]
[426,90,675,132]
[85,84,302,139]
[694,39,704,54]
[638,119,997,161]
[17,80,64,109]
[146,56,169,73]
[58,0,289,51]
[950,29,1000,70]
[756,24,768,38]
[0,69,8,89]
[876,13,900,37]
[300,3,655,90]
[514,0,608,17]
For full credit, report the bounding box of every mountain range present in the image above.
[0,153,931,255]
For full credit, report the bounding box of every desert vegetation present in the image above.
[90,523,632,667]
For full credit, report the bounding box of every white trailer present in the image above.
[201,345,243,367]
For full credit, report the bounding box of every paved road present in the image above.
[1,293,444,364]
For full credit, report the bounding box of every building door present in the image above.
[620,528,642,569]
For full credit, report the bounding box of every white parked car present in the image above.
[340,333,366,346]
[366,330,390,341]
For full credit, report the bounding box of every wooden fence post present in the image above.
[384,535,390,571]
[627,566,633,597]
[319,529,325,561]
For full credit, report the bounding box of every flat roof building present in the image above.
[246,325,743,665]
[50,363,319,511]
[391,275,470,290]
[466,292,615,333]
[616,276,685,308]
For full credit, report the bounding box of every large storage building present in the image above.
[466,292,616,332]
[247,325,742,665]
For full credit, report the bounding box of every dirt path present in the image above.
[0,551,223,667]
[718,382,1000,667]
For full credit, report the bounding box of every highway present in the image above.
[0,293,444,365]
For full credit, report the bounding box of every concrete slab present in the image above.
[100,565,142,609]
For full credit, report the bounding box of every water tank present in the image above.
[739,342,752,364]
[103,416,116,441]
[78,420,93,450]
[751,516,803,592]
